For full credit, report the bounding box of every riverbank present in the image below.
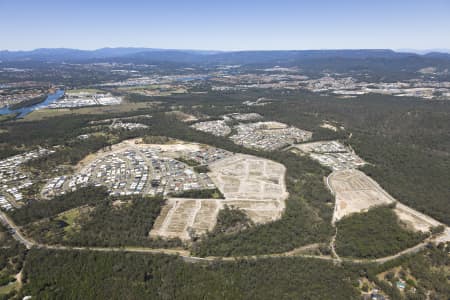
[0,89,65,119]
[8,94,47,110]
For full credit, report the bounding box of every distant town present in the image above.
[2,61,450,113]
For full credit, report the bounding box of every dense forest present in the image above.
[20,193,181,248]
[364,243,450,300]
[62,196,179,248]
[210,205,254,235]
[335,206,427,258]
[170,188,224,199]
[2,238,448,299]
[25,134,110,175]
[66,196,166,247]
[10,187,108,226]
[247,92,450,226]
[0,226,26,299]
[19,249,360,300]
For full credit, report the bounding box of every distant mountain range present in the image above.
[1,48,449,63]
[1,48,450,76]
[396,48,450,55]
[0,48,223,62]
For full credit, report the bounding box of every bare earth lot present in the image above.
[328,169,445,234]
[150,154,288,240]
[209,154,287,223]
[328,169,395,223]
[394,202,441,232]
[149,198,221,240]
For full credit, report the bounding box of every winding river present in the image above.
[0,89,65,118]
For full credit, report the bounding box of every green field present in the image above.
[66,88,105,94]
[0,113,18,123]
[22,102,157,121]
[57,207,85,234]
[0,281,18,295]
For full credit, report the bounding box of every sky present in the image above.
[0,0,449,51]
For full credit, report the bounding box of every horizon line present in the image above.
[1,47,450,54]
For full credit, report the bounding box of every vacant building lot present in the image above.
[149,198,221,240]
[209,154,287,225]
[328,169,395,223]
[150,154,288,241]
[328,169,446,235]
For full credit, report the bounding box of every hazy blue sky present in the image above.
[1,0,449,51]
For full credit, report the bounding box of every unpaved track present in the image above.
[330,228,341,262]
[1,210,446,266]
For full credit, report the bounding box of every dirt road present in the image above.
[2,210,447,266]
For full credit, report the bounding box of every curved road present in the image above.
[1,210,446,265]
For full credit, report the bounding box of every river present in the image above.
[0,89,65,119]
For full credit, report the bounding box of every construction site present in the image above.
[150,153,288,240]
[40,139,288,241]
[42,140,230,198]
[189,114,312,151]
[291,140,365,170]
[327,169,443,234]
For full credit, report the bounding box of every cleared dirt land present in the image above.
[328,169,396,224]
[394,202,441,232]
[150,154,288,240]
[209,154,287,223]
[149,198,221,240]
[328,169,446,234]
